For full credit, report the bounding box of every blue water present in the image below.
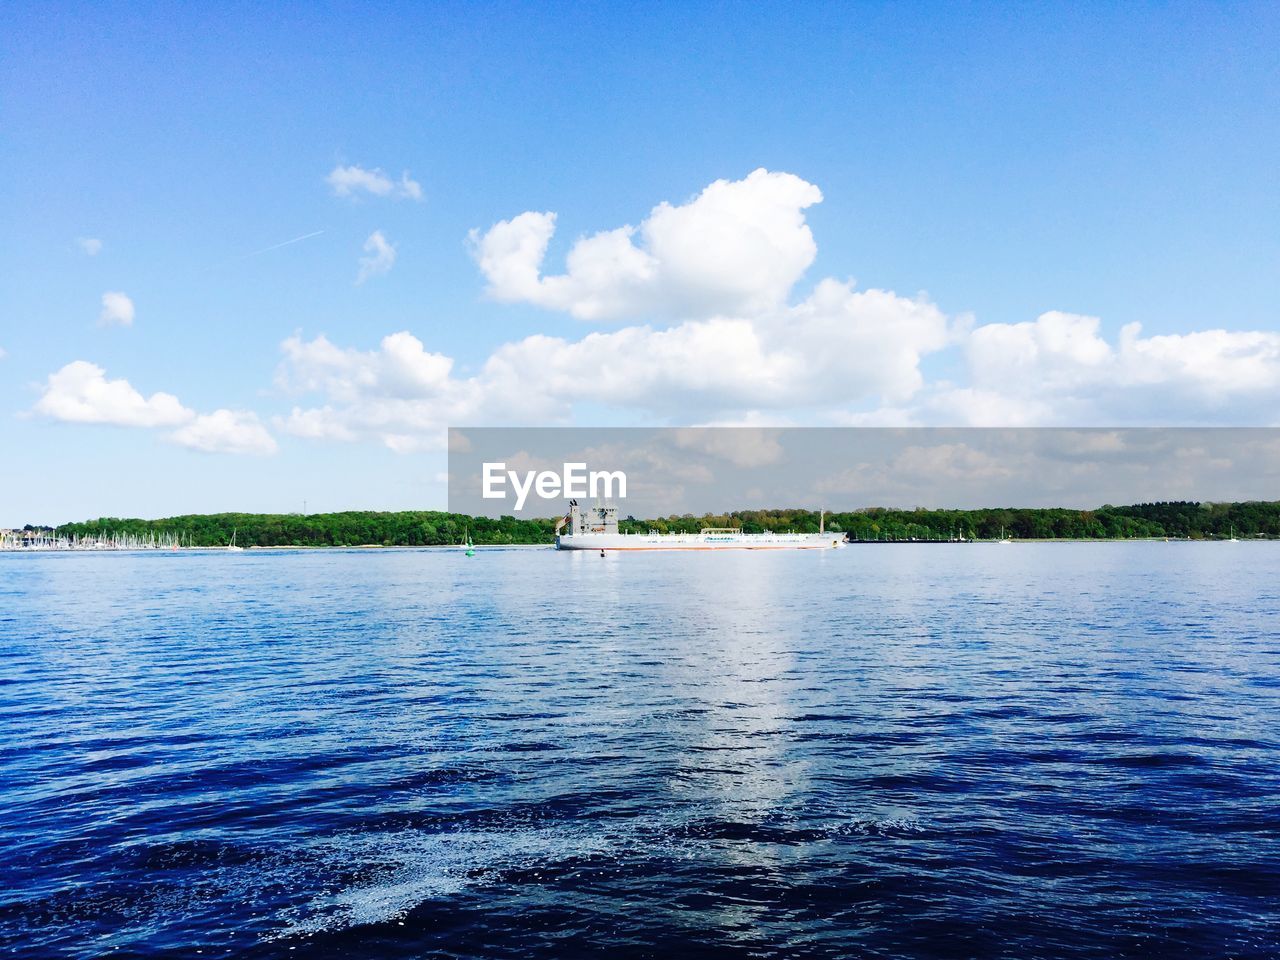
[2,544,1278,959]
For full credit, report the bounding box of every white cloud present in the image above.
[276,331,454,402]
[673,428,784,468]
[34,361,193,427]
[273,275,950,451]
[326,164,422,201]
[461,170,1280,429]
[1117,323,1280,394]
[234,170,1280,449]
[356,231,396,284]
[275,302,1280,454]
[835,308,1280,428]
[278,405,356,441]
[98,291,134,327]
[470,280,949,418]
[77,237,102,256]
[470,168,823,320]
[274,331,464,450]
[170,410,278,455]
[24,170,1278,472]
[814,442,1015,500]
[33,361,278,455]
[931,312,1280,426]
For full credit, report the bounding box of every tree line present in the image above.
[49,500,1280,546]
[635,501,1280,541]
[52,512,557,547]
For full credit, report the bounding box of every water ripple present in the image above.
[1,544,1278,958]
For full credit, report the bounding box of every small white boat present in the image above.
[226,528,244,552]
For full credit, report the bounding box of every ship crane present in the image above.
[554,499,578,537]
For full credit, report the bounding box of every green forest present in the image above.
[48,500,1280,547]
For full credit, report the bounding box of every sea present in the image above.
[1,544,1277,959]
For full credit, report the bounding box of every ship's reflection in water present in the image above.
[1,544,1278,959]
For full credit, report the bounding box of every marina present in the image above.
[0,529,186,552]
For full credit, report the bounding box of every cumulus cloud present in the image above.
[326,164,422,201]
[275,304,1280,455]
[462,169,1280,430]
[34,361,192,427]
[470,281,949,419]
[814,442,1016,503]
[43,168,1263,458]
[274,331,465,449]
[98,291,134,327]
[673,428,784,468]
[274,274,951,451]
[77,237,102,256]
[33,361,279,454]
[276,169,1280,449]
[170,410,278,455]
[276,331,453,401]
[917,312,1280,426]
[356,231,396,284]
[470,168,823,320]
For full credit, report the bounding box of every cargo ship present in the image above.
[554,501,842,551]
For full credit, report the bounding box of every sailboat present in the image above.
[997,526,1011,544]
[1228,525,1239,542]
[459,529,475,556]
[227,528,244,552]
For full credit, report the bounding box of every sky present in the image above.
[449,429,1280,517]
[2,2,1278,525]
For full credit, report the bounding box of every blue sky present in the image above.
[2,2,1278,525]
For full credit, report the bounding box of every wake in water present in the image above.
[269,810,929,943]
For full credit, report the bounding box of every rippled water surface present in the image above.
[2,544,1279,959]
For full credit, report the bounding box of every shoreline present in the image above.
[3,537,1276,555]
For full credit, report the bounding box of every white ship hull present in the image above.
[556,532,842,551]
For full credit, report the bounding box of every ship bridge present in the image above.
[560,500,618,537]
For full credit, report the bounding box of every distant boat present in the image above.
[227,528,244,552]
[997,526,1011,544]
[460,529,475,557]
[1229,525,1239,542]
